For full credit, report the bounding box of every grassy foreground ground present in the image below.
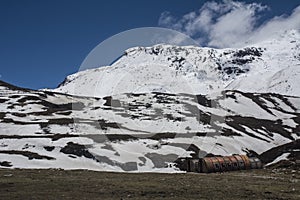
[0,168,299,200]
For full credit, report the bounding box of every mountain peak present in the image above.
[53,30,300,97]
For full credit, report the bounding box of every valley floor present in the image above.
[0,168,299,200]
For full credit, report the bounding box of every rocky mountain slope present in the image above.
[0,80,299,171]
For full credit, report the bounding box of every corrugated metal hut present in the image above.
[201,155,252,173]
[177,155,263,173]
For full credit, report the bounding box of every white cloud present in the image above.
[158,0,300,48]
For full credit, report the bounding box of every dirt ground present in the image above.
[0,168,299,200]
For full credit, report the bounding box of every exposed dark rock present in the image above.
[0,80,31,92]
[258,139,300,164]
[11,112,27,117]
[0,161,12,167]
[0,134,79,141]
[0,98,8,103]
[0,112,5,119]
[223,66,247,75]
[60,142,95,159]
[103,96,121,107]
[233,47,263,57]
[0,150,55,160]
[230,58,253,65]
[226,116,295,141]
[44,146,55,152]
[17,96,41,103]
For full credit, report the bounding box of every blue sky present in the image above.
[0,0,299,89]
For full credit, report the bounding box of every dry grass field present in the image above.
[0,168,299,200]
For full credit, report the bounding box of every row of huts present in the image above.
[176,155,263,173]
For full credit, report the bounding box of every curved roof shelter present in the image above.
[180,155,263,173]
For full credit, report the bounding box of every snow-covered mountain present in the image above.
[1,29,300,172]
[54,29,300,97]
[0,80,299,171]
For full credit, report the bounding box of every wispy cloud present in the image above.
[158,0,300,48]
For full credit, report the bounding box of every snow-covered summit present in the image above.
[53,29,300,97]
